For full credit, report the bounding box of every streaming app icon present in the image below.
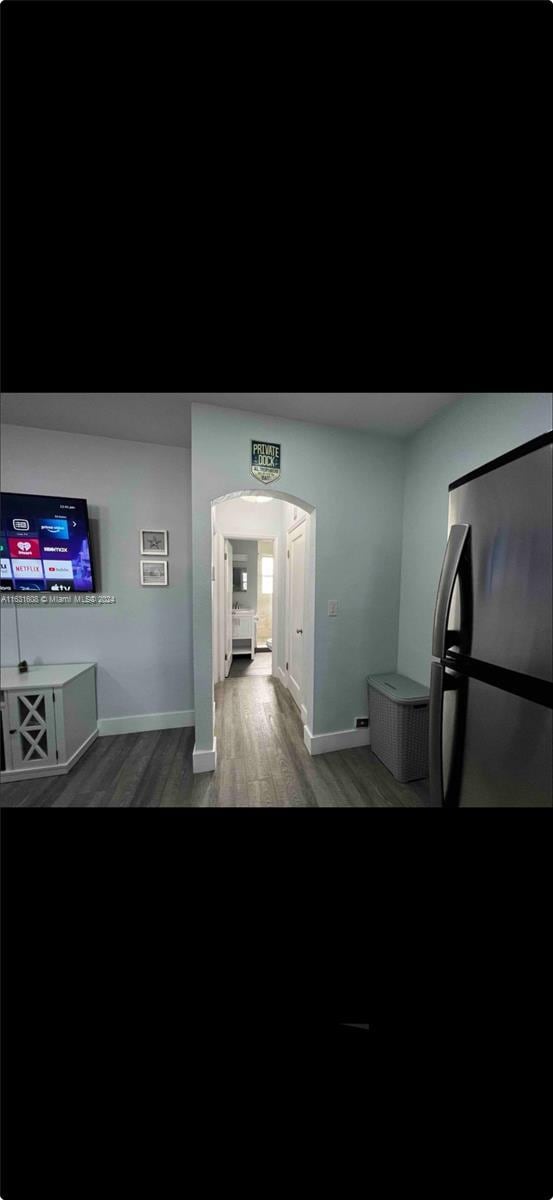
[8,536,41,559]
[46,582,74,592]
[41,540,70,556]
[42,559,74,580]
[11,517,31,532]
[12,559,44,579]
[14,581,46,591]
[39,517,69,539]
[0,535,6,556]
[1,557,13,579]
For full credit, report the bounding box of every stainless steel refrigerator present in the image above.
[430,430,552,807]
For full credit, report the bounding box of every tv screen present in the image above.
[0,492,96,593]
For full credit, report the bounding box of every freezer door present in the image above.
[431,663,552,807]
[448,440,552,681]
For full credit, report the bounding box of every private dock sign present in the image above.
[251,440,281,485]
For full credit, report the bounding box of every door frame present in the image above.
[256,539,275,649]
[285,514,307,713]
[206,491,316,774]
[211,524,279,688]
[212,529,226,686]
[224,537,233,676]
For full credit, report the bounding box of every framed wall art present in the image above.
[140,559,168,587]
[140,529,168,555]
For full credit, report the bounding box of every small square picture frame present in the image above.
[140,529,168,555]
[140,559,168,587]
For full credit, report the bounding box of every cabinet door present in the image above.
[0,695,9,771]
[7,689,58,769]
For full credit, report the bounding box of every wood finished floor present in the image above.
[0,672,432,808]
[229,650,272,677]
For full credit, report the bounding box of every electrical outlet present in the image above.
[356,717,369,728]
[328,600,337,616]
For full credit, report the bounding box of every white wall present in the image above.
[1,424,194,724]
[214,497,283,538]
[397,393,553,686]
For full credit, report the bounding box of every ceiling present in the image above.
[0,393,464,447]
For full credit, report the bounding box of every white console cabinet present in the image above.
[0,663,97,781]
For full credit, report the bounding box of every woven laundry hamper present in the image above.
[367,673,430,782]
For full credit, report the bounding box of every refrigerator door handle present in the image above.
[430,662,465,807]
[432,524,470,659]
[430,662,445,806]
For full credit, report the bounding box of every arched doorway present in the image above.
[193,488,316,774]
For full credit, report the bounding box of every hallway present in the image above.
[191,674,432,807]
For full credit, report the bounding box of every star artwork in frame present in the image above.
[140,529,168,555]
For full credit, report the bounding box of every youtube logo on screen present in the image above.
[43,560,74,580]
[8,536,41,558]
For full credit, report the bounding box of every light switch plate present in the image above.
[328,600,337,616]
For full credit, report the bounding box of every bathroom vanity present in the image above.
[231,609,257,660]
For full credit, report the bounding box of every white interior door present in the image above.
[287,523,305,709]
[224,539,233,676]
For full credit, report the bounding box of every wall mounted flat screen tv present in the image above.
[0,492,96,593]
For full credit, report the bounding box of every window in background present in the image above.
[261,556,273,594]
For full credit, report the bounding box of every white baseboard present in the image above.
[301,704,308,725]
[304,725,371,756]
[193,737,217,774]
[276,666,287,686]
[98,710,195,736]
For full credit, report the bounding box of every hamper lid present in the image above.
[367,672,430,704]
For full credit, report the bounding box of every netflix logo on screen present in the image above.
[12,560,43,579]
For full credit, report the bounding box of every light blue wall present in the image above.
[192,403,407,750]
[1,424,194,721]
[230,539,258,610]
[397,393,553,686]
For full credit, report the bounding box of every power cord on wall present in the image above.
[14,603,28,673]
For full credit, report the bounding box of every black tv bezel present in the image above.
[0,490,98,594]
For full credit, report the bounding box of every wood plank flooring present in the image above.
[0,671,432,808]
[229,650,272,677]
